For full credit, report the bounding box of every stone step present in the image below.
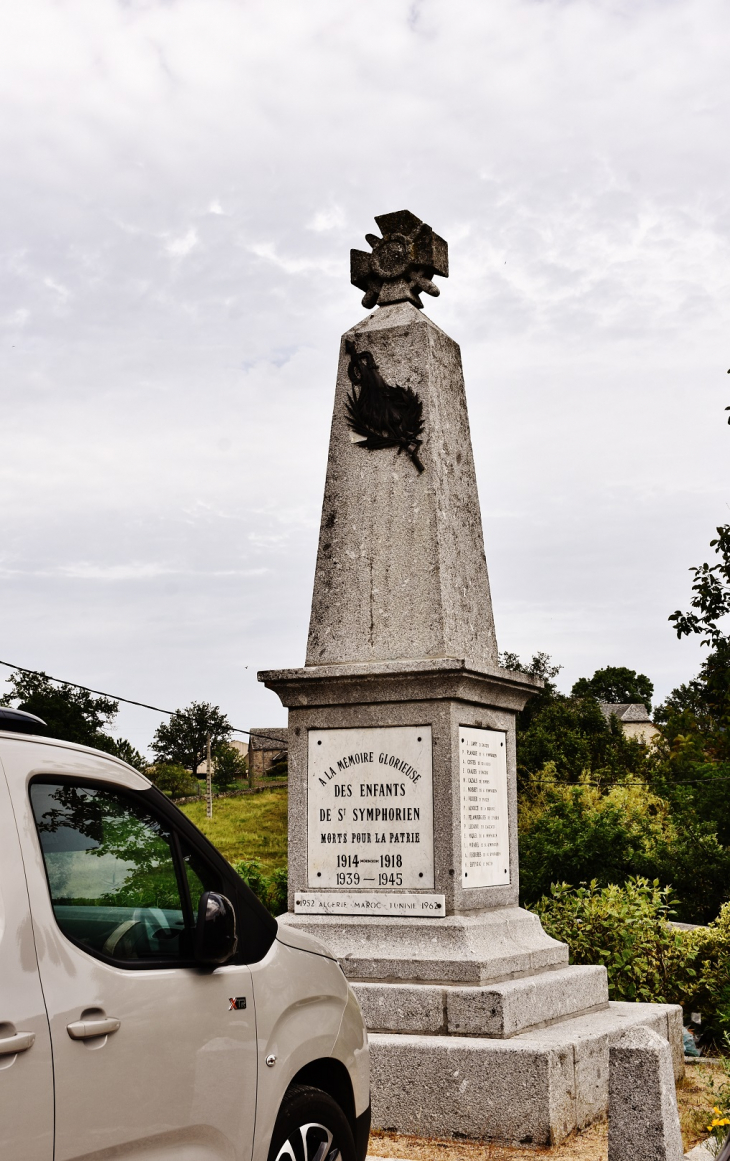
[280,905,569,983]
[353,964,608,1038]
[369,1000,684,1146]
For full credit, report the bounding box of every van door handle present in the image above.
[0,1031,36,1056]
[66,1018,121,1040]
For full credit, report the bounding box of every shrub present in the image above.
[531,877,692,1004]
[519,771,730,922]
[233,858,288,916]
[684,903,730,1045]
[148,762,200,798]
[267,866,289,915]
[213,742,248,789]
[532,880,730,1046]
[519,773,673,905]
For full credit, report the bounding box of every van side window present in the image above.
[30,781,188,964]
[180,841,223,918]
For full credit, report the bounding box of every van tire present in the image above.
[268,1083,356,1161]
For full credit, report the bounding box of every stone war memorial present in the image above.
[258,211,683,1145]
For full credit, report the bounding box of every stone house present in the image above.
[247,727,288,779]
[599,703,660,745]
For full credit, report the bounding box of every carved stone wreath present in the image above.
[344,340,425,474]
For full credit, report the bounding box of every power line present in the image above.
[530,773,730,787]
[2,658,727,784]
[0,659,287,748]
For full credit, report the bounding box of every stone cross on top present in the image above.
[350,209,448,310]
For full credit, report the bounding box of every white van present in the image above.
[0,707,370,1161]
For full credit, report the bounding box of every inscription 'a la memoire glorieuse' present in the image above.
[307,726,435,892]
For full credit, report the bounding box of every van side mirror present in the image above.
[195,891,238,964]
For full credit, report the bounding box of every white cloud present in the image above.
[307,205,345,232]
[1,308,29,328]
[0,0,728,749]
[164,228,199,257]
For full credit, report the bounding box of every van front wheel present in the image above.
[269,1084,355,1161]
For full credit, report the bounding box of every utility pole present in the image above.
[206,733,213,819]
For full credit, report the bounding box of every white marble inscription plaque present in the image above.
[459,726,510,888]
[308,725,434,890]
[294,891,445,917]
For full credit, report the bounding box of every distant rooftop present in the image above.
[248,727,288,752]
[599,703,652,724]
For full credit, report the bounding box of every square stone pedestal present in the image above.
[261,658,685,1144]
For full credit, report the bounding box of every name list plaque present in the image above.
[301,725,436,915]
[459,726,510,888]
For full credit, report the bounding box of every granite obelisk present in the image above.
[259,211,682,1144]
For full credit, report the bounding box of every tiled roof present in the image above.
[599,702,652,723]
[248,727,289,751]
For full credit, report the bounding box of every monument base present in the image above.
[279,908,683,1143]
[369,1002,684,1146]
[280,906,569,983]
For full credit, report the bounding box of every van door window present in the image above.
[180,840,224,917]
[30,781,188,964]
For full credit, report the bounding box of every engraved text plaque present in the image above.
[307,725,434,892]
[459,726,510,888]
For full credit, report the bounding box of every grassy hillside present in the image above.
[179,786,287,871]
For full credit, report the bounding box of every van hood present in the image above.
[275,923,338,961]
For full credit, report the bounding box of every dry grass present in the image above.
[368,1119,609,1161]
[680,1062,729,1150]
[367,1063,724,1161]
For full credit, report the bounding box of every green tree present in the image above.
[670,524,730,647]
[148,763,200,798]
[151,701,231,777]
[516,696,647,785]
[0,669,145,761]
[106,737,148,773]
[571,666,654,712]
[519,772,730,921]
[499,651,562,730]
[213,742,248,789]
[499,650,651,786]
[1,669,118,745]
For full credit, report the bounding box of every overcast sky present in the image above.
[1,0,728,755]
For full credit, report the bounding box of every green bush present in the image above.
[267,866,289,915]
[684,903,730,1045]
[148,763,200,798]
[233,857,288,917]
[532,880,730,1047]
[213,742,248,789]
[531,877,692,1004]
[519,771,730,922]
[519,775,672,904]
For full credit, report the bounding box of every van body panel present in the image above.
[0,756,54,1160]
[0,733,370,1161]
[4,739,258,1161]
[249,939,349,1161]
